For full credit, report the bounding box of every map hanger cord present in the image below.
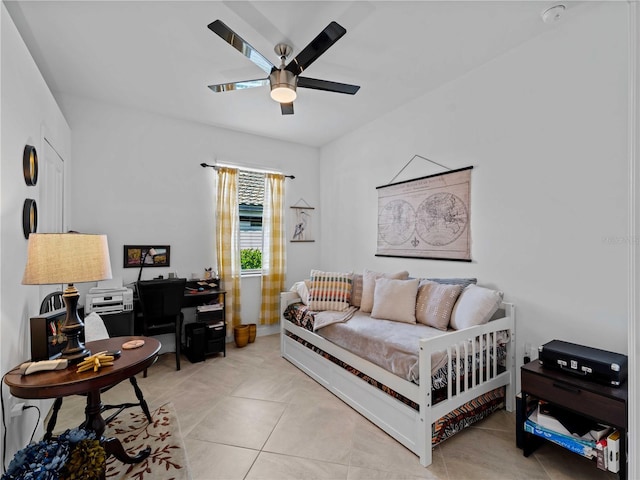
[387,155,452,185]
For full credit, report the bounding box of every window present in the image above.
[238,170,264,273]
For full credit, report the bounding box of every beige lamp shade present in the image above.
[22,233,112,285]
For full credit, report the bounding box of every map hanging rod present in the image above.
[387,154,452,185]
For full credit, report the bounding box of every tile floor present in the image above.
[53,334,618,479]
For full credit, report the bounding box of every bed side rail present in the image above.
[418,302,515,410]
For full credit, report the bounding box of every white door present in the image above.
[38,139,65,307]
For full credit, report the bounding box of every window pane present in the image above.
[238,170,265,271]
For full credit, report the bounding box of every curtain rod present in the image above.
[200,162,295,179]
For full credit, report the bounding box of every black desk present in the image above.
[132,281,225,336]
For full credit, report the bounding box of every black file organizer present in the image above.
[185,306,226,362]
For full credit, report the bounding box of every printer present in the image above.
[86,278,133,315]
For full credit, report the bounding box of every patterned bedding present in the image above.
[283,302,507,389]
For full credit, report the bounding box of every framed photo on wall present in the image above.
[123,245,171,268]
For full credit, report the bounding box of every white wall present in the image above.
[1,2,71,459]
[56,94,320,329]
[320,2,631,385]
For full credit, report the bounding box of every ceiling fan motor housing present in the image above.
[269,69,297,103]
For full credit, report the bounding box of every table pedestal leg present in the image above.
[84,389,151,464]
[102,437,151,464]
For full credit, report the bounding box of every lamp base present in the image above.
[61,284,90,363]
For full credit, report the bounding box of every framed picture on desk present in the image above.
[123,245,170,268]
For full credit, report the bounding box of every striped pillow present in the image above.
[309,270,353,312]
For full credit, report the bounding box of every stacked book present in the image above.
[525,401,619,472]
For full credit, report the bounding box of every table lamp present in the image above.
[22,233,113,362]
[137,248,157,282]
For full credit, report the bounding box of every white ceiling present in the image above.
[5,1,579,148]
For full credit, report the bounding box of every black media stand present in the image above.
[520,360,627,479]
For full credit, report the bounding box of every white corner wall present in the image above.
[1,2,71,459]
[320,2,630,382]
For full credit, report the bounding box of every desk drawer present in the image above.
[206,323,226,341]
[522,370,626,428]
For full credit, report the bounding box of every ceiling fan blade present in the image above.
[281,103,294,115]
[285,21,346,76]
[208,78,269,93]
[208,20,275,74]
[297,77,360,95]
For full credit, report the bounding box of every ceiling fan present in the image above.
[207,19,360,115]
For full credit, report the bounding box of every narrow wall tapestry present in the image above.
[376,166,472,261]
[290,198,315,242]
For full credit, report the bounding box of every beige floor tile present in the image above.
[246,451,349,480]
[231,368,300,403]
[187,395,286,450]
[347,465,445,480]
[439,424,549,479]
[349,416,447,478]
[183,437,259,480]
[263,401,356,465]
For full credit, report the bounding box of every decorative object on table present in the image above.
[18,359,68,376]
[234,325,249,348]
[290,198,314,242]
[22,198,37,239]
[248,323,257,343]
[376,157,473,261]
[22,233,113,363]
[75,351,115,373]
[122,339,145,350]
[29,307,68,361]
[23,144,39,186]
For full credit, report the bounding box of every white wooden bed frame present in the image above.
[280,291,515,467]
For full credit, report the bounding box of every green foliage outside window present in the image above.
[241,248,262,270]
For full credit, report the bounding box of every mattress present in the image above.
[283,302,507,388]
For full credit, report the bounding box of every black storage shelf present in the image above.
[185,292,226,363]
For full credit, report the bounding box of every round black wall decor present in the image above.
[22,199,37,239]
[23,145,39,186]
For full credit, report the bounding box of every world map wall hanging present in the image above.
[376,166,472,261]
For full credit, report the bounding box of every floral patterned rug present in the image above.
[105,403,191,480]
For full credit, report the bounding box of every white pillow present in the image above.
[449,284,504,330]
[370,277,419,324]
[360,269,410,313]
[289,280,310,305]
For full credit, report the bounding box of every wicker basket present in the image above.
[234,325,249,348]
[248,323,257,343]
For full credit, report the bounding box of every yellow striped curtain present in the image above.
[259,173,286,325]
[215,167,242,329]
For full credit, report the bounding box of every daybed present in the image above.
[280,269,515,467]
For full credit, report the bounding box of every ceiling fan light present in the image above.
[269,69,297,103]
